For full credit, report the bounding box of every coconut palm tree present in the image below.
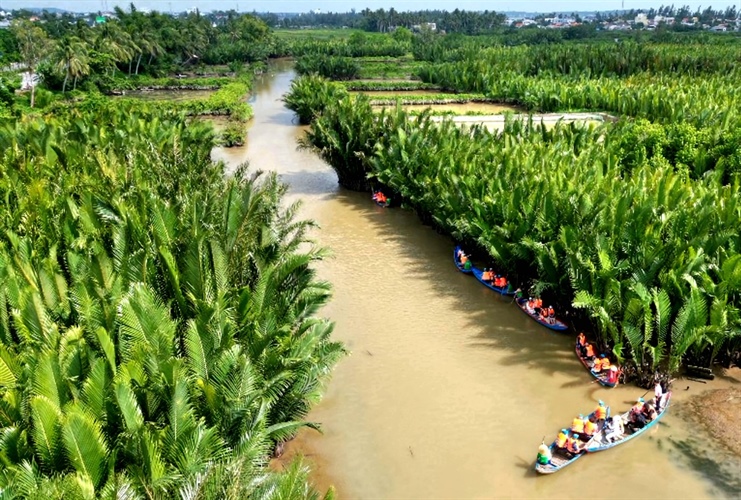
[53,35,90,92]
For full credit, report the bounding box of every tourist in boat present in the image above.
[373,191,387,204]
[628,398,648,430]
[603,415,625,443]
[533,297,543,311]
[583,415,598,438]
[565,435,584,457]
[654,380,664,412]
[555,429,569,451]
[642,401,658,421]
[594,400,607,423]
[607,364,620,385]
[576,332,586,349]
[570,414,585,438]
[539,307,549,322]
[584,343,596,361]
[592,354,609,373]
[537,442,553,466]
[546,305,555,324]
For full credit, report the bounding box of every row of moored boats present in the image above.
[452,246,671,474]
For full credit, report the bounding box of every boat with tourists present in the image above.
[586,393,672,452]
[515,297,568,331]
[372,191,391,207]
[454,246,473,273]
[535,406,610,474]
[575,339,619,388]
[471,266,515,295]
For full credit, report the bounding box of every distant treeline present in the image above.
[254,6,740,33]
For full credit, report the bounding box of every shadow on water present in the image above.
[278,169,338,198]
[669,437,741,497]
[327,188,587,382]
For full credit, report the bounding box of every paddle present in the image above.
[623,389,651,405]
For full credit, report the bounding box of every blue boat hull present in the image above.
[575,343,618,388]
[516,298,568,331]
[535,408,610,474]
[586,393,671,452]
[471,267,515,295]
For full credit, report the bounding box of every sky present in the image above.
[0,0,737,13]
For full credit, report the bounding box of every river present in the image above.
[211,59,740,499]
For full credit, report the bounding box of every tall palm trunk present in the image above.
[73,75,78,90]
[135,53,142,75]
[128,58,133,76]
[62,62,69,93]
[30,71,36,108]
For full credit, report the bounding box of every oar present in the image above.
[623,389,651,405]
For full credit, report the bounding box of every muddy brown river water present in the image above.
[211,59,740,499]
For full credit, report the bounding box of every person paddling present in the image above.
[536,442,553,466]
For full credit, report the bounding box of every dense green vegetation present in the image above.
[286,33,741,382]
[0,104,342,497]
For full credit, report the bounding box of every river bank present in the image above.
[210,59,740,499]
[685,386,741,456]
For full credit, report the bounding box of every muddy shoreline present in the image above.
[683,387,741,456]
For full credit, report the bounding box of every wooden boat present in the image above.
[535,408,610,474]
[575,342,618,388]
[454,246,472,274]
[515,298,568,331]
[471,267,515,296]
[586,392,672,453]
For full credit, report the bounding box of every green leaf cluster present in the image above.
[0,106,343,497]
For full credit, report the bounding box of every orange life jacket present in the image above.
[585,344,595,357]
[548,307,555,317]
[501,277,508,286]
[535,299,543,308]
[461,255,468,264]
[595,405,607,420]
[577,333,586,345]
[571,417,584,433]
[584,419,597,436]
[556,431,568,448]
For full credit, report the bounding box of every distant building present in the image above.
[634,13,648,25]
[412,22,436,32]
